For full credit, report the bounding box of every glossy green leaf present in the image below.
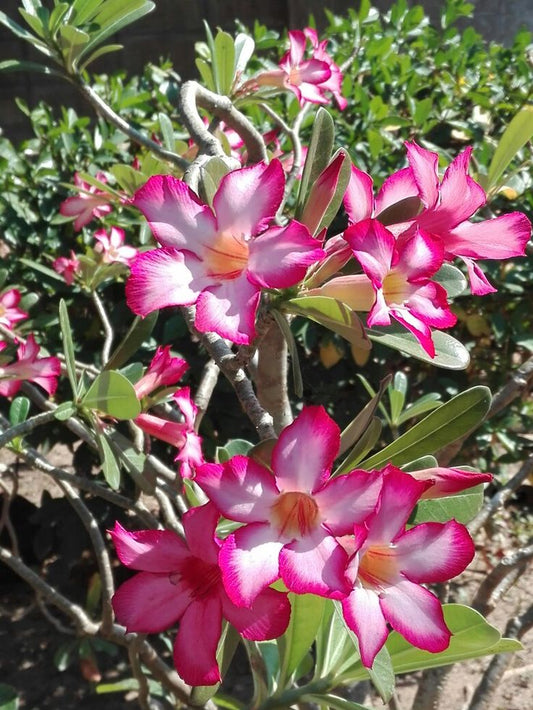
[336,417,382,473]
[0,684,18,710]
[359,386,491,469]
[215,439,253,463]
[53,402,77,421]
[402,455,438,471]
[200,157,232,207]
[234,33,254,76]
[105,312,158,371]
[79,43,123,70]
[487,105,533,190]
[195,57,215,92]
[389,372,408,424]
[82,371,141,419]
[339,375,391,456]
[77,1,155,65]
[214,29,235,95]
[109,163,145,194]
[278,594,326,684]
[368,325,470,370]
[314,600,356,679]
[158,112,175,152]
[397,393,442,425]
[18,9,46,38]
[9,397,30,426]
[95,430,121,490]
[0,59,60,76]
[433,263,467,298]
[410,484,485,524]
[70,0,104,26]
[49,3,70,34]
[59,299,78,396]
[296,108,335,218]
[386,604,521,674]
[286,296,369,348]
[0,10,52,57]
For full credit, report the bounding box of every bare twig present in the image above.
[76,81,190,172]
[469,454,533,535]
[179,81,267,164]
[0,409,58,449]
[182,307,275,440]
[194,358,220,430]
[91,290,114,365]
[0,471,20,556]
[255,317,292,433]
[128,636,152,710]
[471,543,533,616]
[466,604,533,710]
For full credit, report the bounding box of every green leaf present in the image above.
[105,312,158,371]
[19,9,46,38]
[433,263,467,298]
[368,325,470,370]
[53,402,77,421]
[82,371,141,419]
[59,299,78,396]
[215,439,253,463]
[0,59,61,77]
[359,386,491,470]
[397,393,442,426]
[234,33,254,76]
[0,683,19,710]
[200,157,232,207]
[59,24,91,67]
[389,372,408,424]
[301,149,352,235]
[339,375,392,456]
[278,594,326,684]
[49,3,70,35]
[386,604,520,674]
[158,112,175,152]
[76,1,155,65]
[487,105,533,191]
[70,0,104,27]
[336,417,382,473]
[195,57,215,91]
[285,296,369,348]
[109,163,146,194]
[296,108,335,218]
[79,42,123,71]
[95,429,121,490]
[54,641,76,672]
[18,257,68,282]
[214,29,235,95]
[409,484,485,524]
[9,397,30,426]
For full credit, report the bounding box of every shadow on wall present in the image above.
[0,0,531,142]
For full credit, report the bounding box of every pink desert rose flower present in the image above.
[343,144,532,294]
[0,289,27,330]
[339,466,475,668]
[60,172,113,231]
[135,387,203,479]
[52,251,80,286]
[309,219,456,357]
[254,29,346,109]
[0,334,61,397]
[133,345,189,401]
[110,503,291,686]
[195,406,382,607]
[126,160,325,344]
[94,226,138,265]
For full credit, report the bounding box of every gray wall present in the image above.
[0,0,532,142]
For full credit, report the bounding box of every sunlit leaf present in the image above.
[278,594,326,683]
[410,484,485,524]
[82,371,141,419]
[59,299,78,396]
[214,29,235,95]
[359,386,491,469]
[368,325,470,370]
[296,108,335,218]
[487,105,533,191]
[285,296,369,348]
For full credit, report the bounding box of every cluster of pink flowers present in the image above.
[0,289,61,398]
[251,27,347,109]
[306,142,531,356]
[111,405,491,684]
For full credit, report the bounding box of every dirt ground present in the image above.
[1,448,531,710]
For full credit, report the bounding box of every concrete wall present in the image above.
[0,0,532,143]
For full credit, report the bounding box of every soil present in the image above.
[1,447,531,710]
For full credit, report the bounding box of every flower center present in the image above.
[204,230,249,280]
[382,270,410,306]
[270,491,320,539]
[170,557,221,600]
[358,544,398,588]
